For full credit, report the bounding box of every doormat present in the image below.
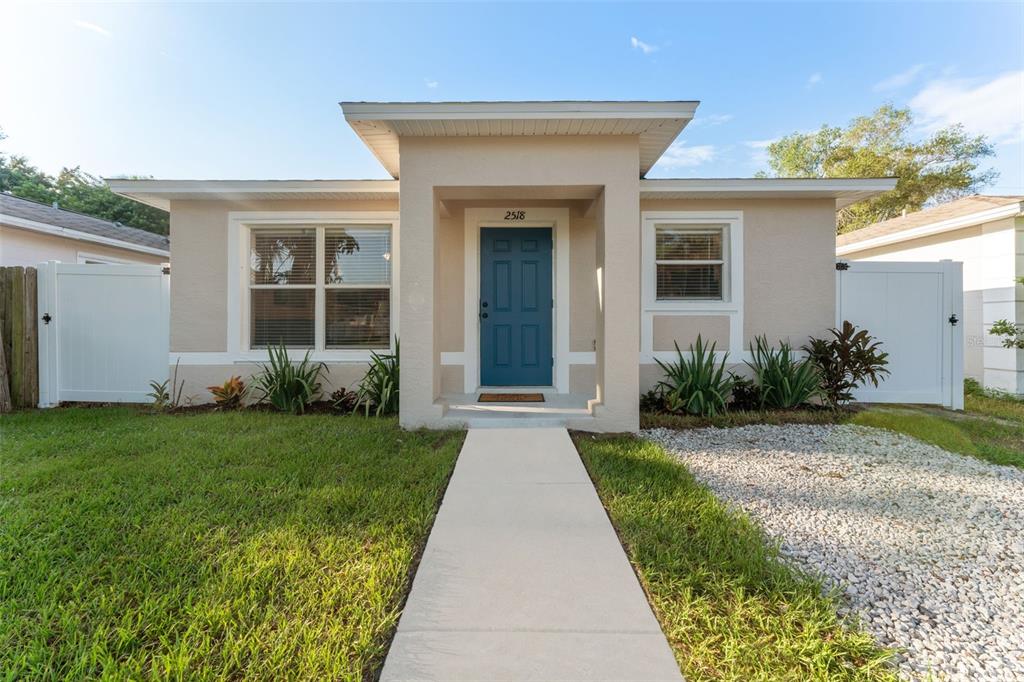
[478,393,546,403]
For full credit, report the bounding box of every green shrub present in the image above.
[746,335,821,409]
[654,336,734,417]
[990,319,1024,349]
[803,321,890,408]
[147,359,185,411]
[252,343,326,414]
[356,339,400,416]
[728,375,762,411]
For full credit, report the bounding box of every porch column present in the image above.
[398,177,444,427]
[592,180,641,432]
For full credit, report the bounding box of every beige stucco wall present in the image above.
[0,223,167,267]
[168,198,398,352]
[398,135,640,430]
[652,315,730,351]
[642,198,837,345]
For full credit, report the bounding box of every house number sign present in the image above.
[504,210,526,221]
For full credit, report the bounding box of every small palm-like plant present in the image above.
[654,335,734,417]
[207,375,248,410]
[252,343,326,414]
[803,321,889,408]
[355,338,400,417]
[746,336,821,409]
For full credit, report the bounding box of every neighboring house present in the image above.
[0,193,170,267]
[838,195,1024,395]
[109,100,894,431]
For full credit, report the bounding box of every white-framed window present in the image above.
[654,225,726,300]
[247,223,392,350]
[641,211,743,311]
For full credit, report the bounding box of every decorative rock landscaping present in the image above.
[645,424,1024,681]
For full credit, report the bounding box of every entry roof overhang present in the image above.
[340,101,700,179]
[104,179,399,211]
[640,178,898,209]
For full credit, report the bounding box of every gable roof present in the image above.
[837,195,1024,253]
[0,193,170,256]
[340,101,700,179]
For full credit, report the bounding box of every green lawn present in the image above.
[850,382,1024,469]
[574,434,896,682]
[0,408,463,680]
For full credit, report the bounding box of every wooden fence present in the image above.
[0,266,39,411]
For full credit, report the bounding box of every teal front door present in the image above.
[480,227,553,386]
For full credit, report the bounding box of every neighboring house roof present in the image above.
[836,195,1024,255]
[0,193,170,257]
[339,100,701,178]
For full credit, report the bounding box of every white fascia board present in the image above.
[341,101,700,121]
[106,179,400,211]
[0,213,170,257]
[641,178,898,193]
[837,201,1024,255]
[106,179,399,196]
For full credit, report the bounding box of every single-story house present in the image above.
[838,195,1024,395]
[109,100,895,431]
[0,193,170,267]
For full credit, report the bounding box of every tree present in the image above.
[0,128,169,235]
[761,105,997,233]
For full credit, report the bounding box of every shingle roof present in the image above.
[837,195,1024,247]
[0,193,170,253]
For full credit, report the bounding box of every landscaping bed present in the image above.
[574,433,897,681]
[645,423,1024,681]
[0,407,463,679]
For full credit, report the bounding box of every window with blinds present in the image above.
[248,224,392,349]
[654,224,726,300]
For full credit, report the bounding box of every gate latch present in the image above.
[42,313,52,325]
[835,261,850,271]
[948,313,959,326]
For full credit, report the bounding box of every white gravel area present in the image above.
[644,424,1024,681]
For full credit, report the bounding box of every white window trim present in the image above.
[225,211,399,363]
[641,211,744,362]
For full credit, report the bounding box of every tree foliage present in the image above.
[761,105,997,233]
[0,127,168,235]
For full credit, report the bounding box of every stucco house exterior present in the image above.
[838,195,1024,395]
[0,193,170,267]
[109,100,894,431]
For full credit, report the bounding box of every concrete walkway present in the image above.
[380,428,683,681]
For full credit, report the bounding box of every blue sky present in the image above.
[2,2,1022,193]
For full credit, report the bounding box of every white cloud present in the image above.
[873,64,926,92]
[690,113,734,127]
[745,138,778,165]
[910,70,1024,144]
[424,78,439,89]
[73,20,111,38]
[806,72,822,88]
[630,36,658,55]
[658,142,716,168]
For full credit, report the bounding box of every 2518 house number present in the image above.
[504,210,526,221]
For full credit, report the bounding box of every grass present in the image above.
[641,407,848,431]
[0,407,463,680]
[574,434,897,681]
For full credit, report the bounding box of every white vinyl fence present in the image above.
[836,259,963,409]
[37,262,169,406]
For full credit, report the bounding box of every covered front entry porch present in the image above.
[397,173,641,431]
[433,194,603,428]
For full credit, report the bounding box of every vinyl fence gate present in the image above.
[37,262,169,406]
[836,259,963,409]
